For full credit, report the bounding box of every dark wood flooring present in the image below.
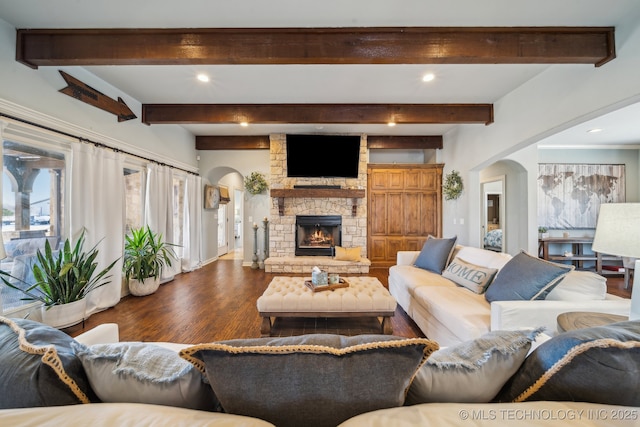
[65,259,632,343]
[65,260,425,343]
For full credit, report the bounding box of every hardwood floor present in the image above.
[65,260,425,343]
[64,259,632,343]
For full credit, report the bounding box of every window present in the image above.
[124,167,144,236]
[172,175,185,257]
[2,139,67,314]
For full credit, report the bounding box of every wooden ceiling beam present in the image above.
[16,27,615,68]
[196,136,270,150]
[142,104,493,125]
[367,135,443,150]
[194,135,443,150]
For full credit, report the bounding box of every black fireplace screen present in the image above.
[295,215,342,256]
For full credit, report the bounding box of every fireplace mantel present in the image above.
[270,188,365,216]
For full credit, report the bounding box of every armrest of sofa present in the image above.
[74,323,120,345]
[396,251,420,266]
[490,298,631,335]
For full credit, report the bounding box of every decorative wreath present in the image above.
[244,171,269,195]
[443,170,464,201]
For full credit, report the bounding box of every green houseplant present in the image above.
[0,229,118,328]
[123,226,178,296]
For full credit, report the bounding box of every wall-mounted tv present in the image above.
[286,134,361,178]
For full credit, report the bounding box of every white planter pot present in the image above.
[40,298,87,329]
[128,276,161,296]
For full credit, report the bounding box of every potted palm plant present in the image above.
[0,229,118,328]
[123,226,178,296]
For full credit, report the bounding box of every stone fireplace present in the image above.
[264,134,369,273]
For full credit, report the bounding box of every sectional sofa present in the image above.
[389,242,632,346]
[1,317,639,427]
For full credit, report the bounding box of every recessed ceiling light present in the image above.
[422,73,435,82]
[587,128,603,133]
[387,121,396,127]
[197,74,210,83]
[240,122,249,127]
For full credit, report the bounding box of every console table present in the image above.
[538,237,622,274]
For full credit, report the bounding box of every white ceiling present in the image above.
[0,0,639,146]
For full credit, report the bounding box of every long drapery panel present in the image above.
[182,173,203,271]
[145,164,181,280]
[70,142,124,315]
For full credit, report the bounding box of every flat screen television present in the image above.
[286,134,361,178]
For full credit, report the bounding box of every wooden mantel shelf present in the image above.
[270,188,366,216]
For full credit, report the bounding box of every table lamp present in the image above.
[591,203,640,321]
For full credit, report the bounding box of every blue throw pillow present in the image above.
[0,316,97,409]
[414,236,457,273]
[494,320,640,406]
[485,251,573,302]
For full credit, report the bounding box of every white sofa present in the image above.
[389,245,632,346]
[2,322,638,427]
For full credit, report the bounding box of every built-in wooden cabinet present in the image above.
[367,164,443,267]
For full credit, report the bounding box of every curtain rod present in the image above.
[0,112,199,176]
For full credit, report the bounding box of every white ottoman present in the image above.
[257,276,397,336]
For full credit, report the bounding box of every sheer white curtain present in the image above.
[145,164,181,280]
[70,142,124,316]
[182,173,202,271]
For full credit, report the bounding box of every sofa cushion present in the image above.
[414,236,457,273]
[495,320,640,406]
[545,270,606,301]
[442,257,498,294]
[485,251,574,302]
[180,334,438,427]
[406,329,541,404]
[0,316,96,409]
[73,342,219,411]
[412,286,491,344]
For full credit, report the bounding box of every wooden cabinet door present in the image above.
[420,169,439,191]
[369,192,388,235]
[387,193,404,235]
[420,192,439,236]
[386,238,405,262]
[368,237,388,263]
[403,193,422,235]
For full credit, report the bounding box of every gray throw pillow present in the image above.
[414,235,457,273]
[495,320,640,406]
[74,342,219,411]
[442,256,498,294]
[484,250,573,302]
[0,316,97,409]
[406,329,541,404]
[180,334,438,427]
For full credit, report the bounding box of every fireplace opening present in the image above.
[295,215,342,256]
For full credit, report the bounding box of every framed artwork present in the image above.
[537,163,625,229]
[204,184,220,209]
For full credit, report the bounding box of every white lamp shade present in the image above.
[592,203,640,321]
[592,203,640,258]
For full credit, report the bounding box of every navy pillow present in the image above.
[0,316,97,408]
[485,251,573,302]
[414,236,457,273]
[494,320,640,406]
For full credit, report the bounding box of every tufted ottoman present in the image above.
[257,276,397,337]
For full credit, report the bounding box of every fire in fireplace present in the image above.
[295,215,342,256]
